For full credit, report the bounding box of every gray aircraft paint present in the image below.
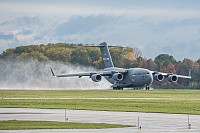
[51,42,191,90]
[98,42,114,68]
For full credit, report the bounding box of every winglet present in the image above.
[189,69,191,77]
[50,68,56,77]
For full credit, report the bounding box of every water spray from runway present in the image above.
[0,60,111,90]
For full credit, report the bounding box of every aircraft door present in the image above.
[132,74,136,83]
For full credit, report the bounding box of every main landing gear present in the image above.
[113,87,123,90]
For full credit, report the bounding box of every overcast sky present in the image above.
[0,0,200,60]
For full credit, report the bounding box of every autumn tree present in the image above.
[138,58,148,68]
[147,59,158,71]
[183,58,200,87]
[87,47,101,66]
[159,62,167,73]
[45,47,71,62]
[109,47,124,67]
[133,47,142,59]
[123,47,136,68]
[154,54,176,71]
[1,48,18,60]
[167,63,176,74]
[175,61,190,86]
[93,57,104,69]
[18,51,48,61]
[70,47,89,66]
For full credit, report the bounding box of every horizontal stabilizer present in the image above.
[87,42,124,48]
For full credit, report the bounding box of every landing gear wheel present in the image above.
[146,86,150,90]
[113,87,123,90]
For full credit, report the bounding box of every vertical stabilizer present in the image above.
[98,42,114,68]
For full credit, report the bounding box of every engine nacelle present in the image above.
[112,73,123,81]
[154,74,164,81]
[167,75,178,82]
[91,74,102,82]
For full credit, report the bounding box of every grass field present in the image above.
[1,89,200,99]
[0,89,200,114]
[0,120,132,130]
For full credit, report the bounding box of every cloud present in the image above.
[1,0,200,19]
[0,0,200,60]
[55,15,114,36]
[0,32,14,40]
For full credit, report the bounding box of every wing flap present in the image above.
[55,73,97,78]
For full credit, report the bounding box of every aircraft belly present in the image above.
[104,76,115,84]
[104,72,153,88]
[129,75,153,87]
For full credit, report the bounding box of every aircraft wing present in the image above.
[50,67,127,78]
[50,68,97,78]
[151,70,191,79]
[99,70,127,76]
[175,74,191,79]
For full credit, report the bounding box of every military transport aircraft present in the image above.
[50,42,191,90]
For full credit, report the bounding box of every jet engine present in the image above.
[112,73,123,81]
[91,74,102,82]
[154,74,164,81]
[167,75,178,82]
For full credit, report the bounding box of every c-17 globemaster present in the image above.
[50,42,191,90]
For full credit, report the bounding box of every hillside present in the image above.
[0,42,199,88]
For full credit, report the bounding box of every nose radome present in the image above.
[146,73,153,85]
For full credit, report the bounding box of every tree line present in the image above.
[0,42,199,89]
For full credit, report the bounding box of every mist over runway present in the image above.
[0,60,111,89]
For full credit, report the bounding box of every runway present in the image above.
[0,108,200,133]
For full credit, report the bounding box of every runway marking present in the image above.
[1,108,200,133]
[3,98,200,100]
[0,112,51,114]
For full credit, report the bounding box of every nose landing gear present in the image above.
[145,86,150,90]
[113,87,123,90]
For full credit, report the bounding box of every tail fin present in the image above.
[98,42,114,68]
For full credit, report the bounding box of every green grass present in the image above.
[0,120,132,130]
[1,89,200,99]
[0,89,200,114]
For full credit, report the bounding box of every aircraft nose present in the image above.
[146,73,153,85]
[150,74,154,84]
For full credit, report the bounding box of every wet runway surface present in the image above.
[0,108,200,133]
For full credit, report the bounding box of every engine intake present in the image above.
[112,73,123,81]
[167,75,178,82]
[91,74,102,82]
[154,74,164,81]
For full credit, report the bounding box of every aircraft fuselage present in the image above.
[103,67,153,89]
[51,42,191,90]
